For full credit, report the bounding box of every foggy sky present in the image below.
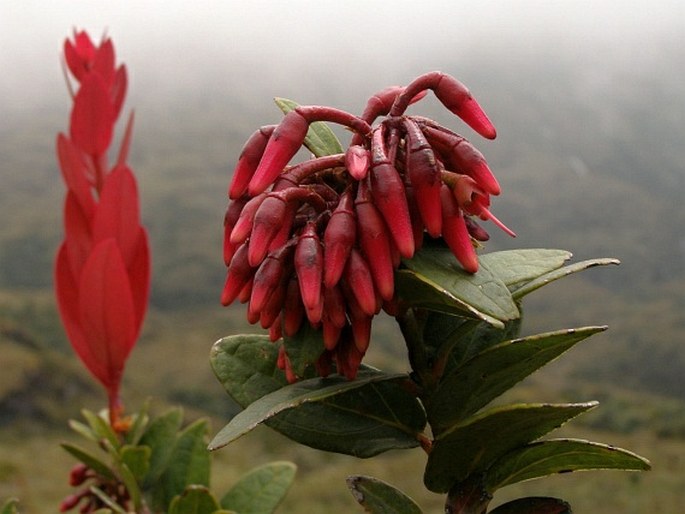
[1,0,683,114]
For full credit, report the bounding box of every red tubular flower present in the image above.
[222,71,511,381]
[55,30,150,429]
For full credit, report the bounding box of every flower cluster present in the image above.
[55,30,150,428]
[59,463,130,513]
[222,72,512,380]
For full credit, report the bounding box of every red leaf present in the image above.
[70,73,115,155]
[55,243,85,349]
[111,65,128,120]
[63,191,93,278]
[91,165,142,268]
[127,229,151,335]
[56,133,95,218]
[64,31,96,81]
[92,38,115,86]
[115,110,134,167]
[78,239,137,391]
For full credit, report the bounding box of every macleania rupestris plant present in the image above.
[221,72,514,381]
[212,73,652,513]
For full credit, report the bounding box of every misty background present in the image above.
[1,1,685,511]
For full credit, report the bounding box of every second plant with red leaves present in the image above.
[222,71,513,381]
[55,30,150,428]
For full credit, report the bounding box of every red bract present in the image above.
[55,30,150,431]
[222,71,512,381]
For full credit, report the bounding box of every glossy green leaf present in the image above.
[429,327,606,431]
[120,444,151,482]
[140,407,183,488]
[274,97,344,157]
[479,249,572,290]
[211,335,425,457]
[220,461,296,514]
[512,258,620,300]
[210,334,287,407]
[488,497,571,514]
[346,475,423,514]
[485,438,651,492]
[424,402,597,492]
[209,368,419,454]
[398,243,519,327]
[168,485,220,514]
[60,443,115,480]
[422,314,521,380]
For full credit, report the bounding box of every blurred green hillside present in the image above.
[1,36,684,512]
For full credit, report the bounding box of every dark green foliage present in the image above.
[213,245,649,513]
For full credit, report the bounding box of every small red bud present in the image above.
[345,144,370,180]
[248,111,309,195]
[323,190,356,288]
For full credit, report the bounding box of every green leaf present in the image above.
[479,249,572,290]
[120,444,151,482]
[68,418,99,442]
[168,485,220,514]
[211,335,425,457]
[210,334,287,408]
[274,97,344,157]
[282,323,325,379]
[1,498,20,514]
[140,407,184,487]
[124,399,151,446]
[488,497,571,514]
[428,327,606,431]
[398,243,519,327]
[60,443,115,480]
[422,314,521,380]
[101,439,143,510]
[346,475,423,514]
[512,258,620,300]
[484,438,651,492]
[163,419,211,492]
[220,461,296,514]
[424,402,597,492]
[81,409,120,449]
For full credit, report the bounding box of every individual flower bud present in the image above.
[403,118,442,237]
[323,189,356,288]
[370,127,414,258]
[343,249,377,317]
[345,144,370,180]
[248,110,309,195]
[229,125,276,199]
[249,193,289,267]
[221,243,254,306]
[294,223,323,311]
[355,182,395,301]
[230,193,267,244]
[249,245,293,314]
[69,463,90,486]
[440,185,478,273]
